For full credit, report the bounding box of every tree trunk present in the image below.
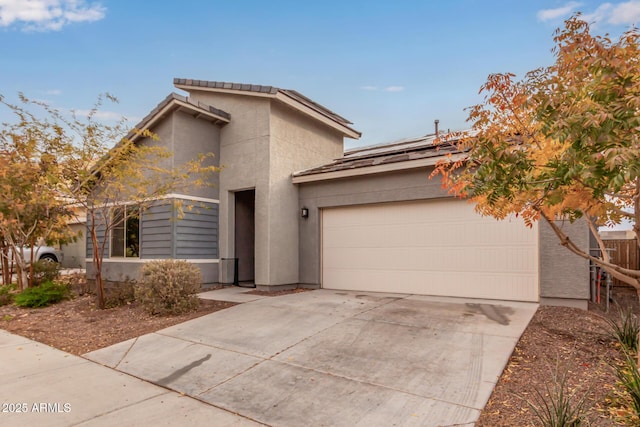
[90,228,106,309]
[0,245,10,286]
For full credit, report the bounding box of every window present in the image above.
[111,206,140,257]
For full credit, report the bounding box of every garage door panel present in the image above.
[325,247,536,274]
[323,268,538,301]
[325,221,533,249]
[322,199,539,302]
[326,225,450,249]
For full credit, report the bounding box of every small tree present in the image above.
[0,94,219,307]
[0,239,10,286]
[432,16,640,293]
[0,97,76,289]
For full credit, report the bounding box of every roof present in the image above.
[291,133,467,183]
[128,93,230,142]
[173,78,361,139]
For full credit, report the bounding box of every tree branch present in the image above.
[539,210,640,288]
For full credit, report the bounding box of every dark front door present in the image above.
[234,189,255,282]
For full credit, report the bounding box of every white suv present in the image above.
[10,246,64,264]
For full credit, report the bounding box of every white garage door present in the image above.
[322,199,539,302]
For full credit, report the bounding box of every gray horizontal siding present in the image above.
[143,210,173,221]
[87,199,218,262]
[143,249,173,257]
[176,203,218,258]
[141,202,172,259]
[143,233,172,242]
[175,218,217,228]
[86,211,109,260]
[175,233,215,242]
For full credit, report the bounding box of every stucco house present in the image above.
[86,78,590,308]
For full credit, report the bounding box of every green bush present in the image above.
[135,260,201,315]
[0,283,16,306]
[29,260,61,287]
[14,281,71,308]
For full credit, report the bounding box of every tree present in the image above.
[0,94,219,306]
[432,16,640,293]
[0,97,76,289]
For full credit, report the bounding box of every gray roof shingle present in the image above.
[293,133,466,177]
[173,78,355,127]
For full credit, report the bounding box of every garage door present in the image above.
[322,199,539,302]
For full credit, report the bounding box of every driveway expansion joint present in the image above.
[113,336,139,369]
[68,390,170,426]
[274,358,484,412]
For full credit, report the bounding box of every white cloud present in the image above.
[44,89,62,95]
[538,1,640,26]
[581,2,613,24]
[537,1,582,21]
[608,1,640,24]
[0,0,106,31]
[361,85,404,92]
[73,109,134,122]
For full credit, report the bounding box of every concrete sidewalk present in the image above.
[0,331,262,426]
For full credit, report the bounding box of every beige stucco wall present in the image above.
[61,223,86,268]
[187,90,346,285]
[188,92,272,284]
[267,102,344,284]
[172,110,221,200]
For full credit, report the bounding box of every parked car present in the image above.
[3,246,64,265]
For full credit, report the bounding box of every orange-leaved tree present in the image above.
[0,95,76,289]
[432,16,640,293]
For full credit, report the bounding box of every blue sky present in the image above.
[1,0,639,149]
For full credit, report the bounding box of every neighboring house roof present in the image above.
[128,93,230,142]
[291,133,467,183]
[173,78,361,139]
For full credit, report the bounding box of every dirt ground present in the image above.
[0,294,236,355]
[0,284,638,425]
[478,286,639,426]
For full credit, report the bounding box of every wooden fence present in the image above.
[602,239,639,286]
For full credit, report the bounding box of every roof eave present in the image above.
[128,96,230,143]
[174,82,276,99]
[291,152,467,184]
[274,92,361,139]
[175,81,362,139]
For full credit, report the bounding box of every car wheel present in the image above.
[39,254,58,263]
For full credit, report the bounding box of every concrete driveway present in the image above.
[86,289,537,426]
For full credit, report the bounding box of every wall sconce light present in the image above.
[301,207,309,218]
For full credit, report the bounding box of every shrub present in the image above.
[604,307,640,354]
[14,281,71,308]
[617,351,640,416]
[104,281,135,308]
[135,260,201,315]
[58,272,89,296]
[0,283,16,306]
[524,360,589,427]
[29,260,61,287]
